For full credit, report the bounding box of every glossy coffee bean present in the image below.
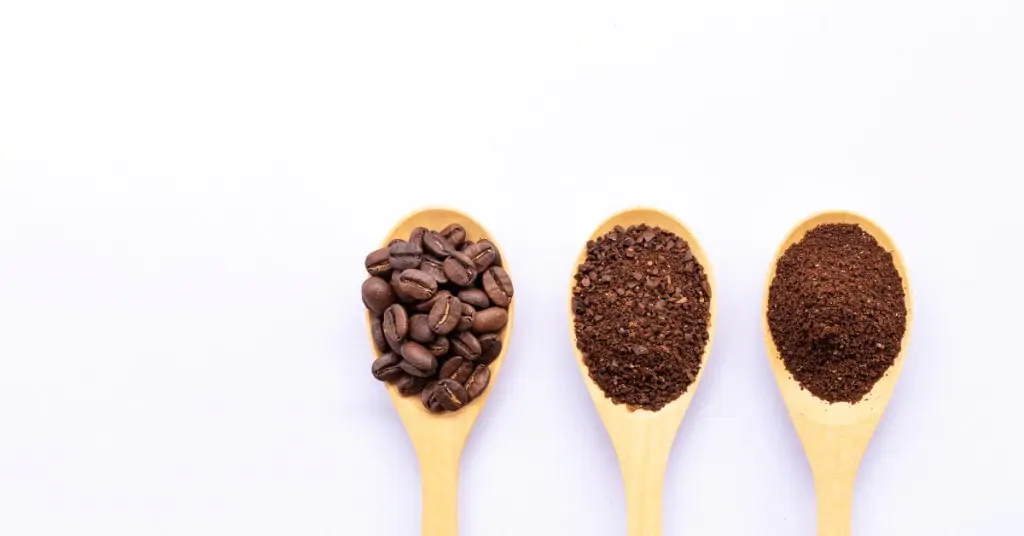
[435,379,470,411]
[426,336,449,357]
[440,356,474,384]
[388,241,422,270]
[400,341,437,376]
[483,266,514,308]
[396,269,437,301]
[440,224,466,248]
[371,352,404,382]
[397,374,428,396]
[420,381,444,413]
[463,240,497,272]
[452,331,482,361]
[409,314,434,343]
[390,271,417,303]
[443,251,478,287]
[371,317,388,353]
[361,277,396,316]
[423,231,453,258]
[477,333,502,365]
[464,364,491,400]
[382,304,409,352]
[408,227,427,248]
[457,288,490,310]
[428,294,461,335]
[414,290,450,313]
[365,248,392,277]
[472,307,508,334]
[456,302,475,333]
[419,255,448,285]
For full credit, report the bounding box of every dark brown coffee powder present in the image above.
[767,223,907,403]
[572,224,712,411]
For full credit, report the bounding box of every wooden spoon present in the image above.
[762,211,913,536]
[568,207,718,536]
[366,207,515,536]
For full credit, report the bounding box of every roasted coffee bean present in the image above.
[388,241,422,270]
[426,336,450,357]
[396,269,437,301]
[463,241,497,272]
[409,227,427,248]
[420,381,444,413]
[478,333,502,365]
[409,314,435,343]
[423,231,453,258]
[440,224,466,248]
[400,359,432,378]
[435,379,470,411]
[382,304,409,352]
[457,288,490,310]
[371,352,404,382]
[472,307,508,334]
[428,294,462,335]
[452,331,482,361]
[440,356,474,384]
[464,364,491,400]
[400,341,437,376]
[443,251,478,287]
[482,266,514,308]
[419,255,448,285]
[456,302,475,332]
[414,289,451,313]
[361,277,396,316]
[365,248,392,277]
[371,317,388,353]
[459,240,475,252]
[390,271,417,304]
[397,374,428,396]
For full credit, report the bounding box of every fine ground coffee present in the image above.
[767,223,907,403]
[572,224,712,411]
[363,224,512,414]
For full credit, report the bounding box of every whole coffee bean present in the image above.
[456,302,475,332]
[477,333,502,365]
[388,241,422,271]
[409,314,435,343]
[423,230,453,258]
[409,227,427,248]
[397,374,428,396]
[435,379,470,411]
[464,364,491,400]
[452,331,482,361]
[440,356,474,384]
[362,277,396,316]
[457,288,490,310]
[371,352,404,382]
[459,240,475,252]
[396,269,437,301]
[426,336,450,357]
[482,239,502,267]
[482,266,514,308]
[428,294,462,335]
[419,255,449,285]
[365,248,392,277]
[388,238,404,247]
[400,341,437,376]
[414,289,451,313]
[390,271,417,303]
[440,224,466,248]
[443,251,478,287]
[472,307,508,334]
[382,304,409,352]
[463,240,497,272]
[371,317,388,353]
[420,381,444,413]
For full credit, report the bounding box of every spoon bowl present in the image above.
[763,211,912,536]
[366,207,514,536]
[569,207,717,536]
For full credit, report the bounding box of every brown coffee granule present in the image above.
[572,224,712,411]
[767,223,907,403]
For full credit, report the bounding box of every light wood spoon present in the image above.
[366,207,515,536]
[568,207,718,536]
[763,211,913,536]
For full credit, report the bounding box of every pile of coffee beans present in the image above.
[767,223,907,403]
[572,224,712,411]
[363,223,512,413]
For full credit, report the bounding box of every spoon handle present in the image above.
[814,473,854,536]
[417,446,461,536]
[615,436,672,536]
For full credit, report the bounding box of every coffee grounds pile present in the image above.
[767,223,907,403]
[572,224,712,411]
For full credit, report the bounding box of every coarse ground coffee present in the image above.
[572,224,712,411]
[767,223,907,403]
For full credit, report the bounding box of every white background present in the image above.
[1,1,1022,534]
